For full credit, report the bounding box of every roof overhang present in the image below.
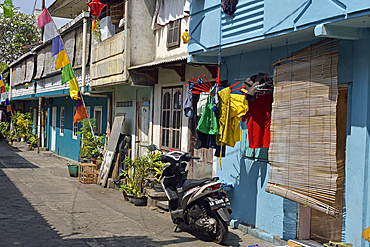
[48,0,91,19]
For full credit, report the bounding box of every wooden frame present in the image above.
[160,87,182,151]
[167,19,181,49]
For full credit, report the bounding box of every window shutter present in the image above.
[266,39,340,216]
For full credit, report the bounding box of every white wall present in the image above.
[153,64,215,152]
[155,17,190,59]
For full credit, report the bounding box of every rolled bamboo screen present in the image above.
[267,39,340,216]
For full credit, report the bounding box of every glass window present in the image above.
[160,87,182,150]
[94,106,102,135]
[167,19,181,48]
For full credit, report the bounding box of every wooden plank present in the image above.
[97,114,125,187]
[111,153,120,180]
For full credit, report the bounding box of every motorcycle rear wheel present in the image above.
[207,212,228,244]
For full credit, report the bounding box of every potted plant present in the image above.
[78,119,104,163]
[119,149,164,206]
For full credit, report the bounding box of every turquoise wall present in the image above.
[45,96,108,161]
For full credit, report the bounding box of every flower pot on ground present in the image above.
[132,195,147,206]
[68,164,79,177]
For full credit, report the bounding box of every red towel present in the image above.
[244,93,273,149]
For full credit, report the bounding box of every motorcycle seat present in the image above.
[183,178,213,192]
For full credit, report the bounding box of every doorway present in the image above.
[136,101,150,157]
[51,106,57,152]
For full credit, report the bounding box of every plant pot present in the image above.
[132,195,147,206]
[126,194,134,203]
[68,164,79,177]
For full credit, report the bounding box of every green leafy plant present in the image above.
[11,112,33,139]
[78,119,104,158]
[120,150,164,196]
[0,121,9,138]
[27,133,38,145]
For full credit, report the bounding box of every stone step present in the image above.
[157,201,169,211]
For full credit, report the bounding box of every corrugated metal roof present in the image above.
[128,54,188,70]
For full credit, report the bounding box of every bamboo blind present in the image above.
[267,39,340,216]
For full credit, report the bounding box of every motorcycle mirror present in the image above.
[147,144,158,152]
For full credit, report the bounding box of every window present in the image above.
[160,87,182,150]
[94,106,102,135]
[73,107,77,140]
[167,19,180,48]
[60,106,65,136]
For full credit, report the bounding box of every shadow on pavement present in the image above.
[0,141,39,169]
[0,141,243,247]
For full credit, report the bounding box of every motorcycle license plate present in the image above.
[209,198,230,210]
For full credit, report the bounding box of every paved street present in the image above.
[0,140,277,247]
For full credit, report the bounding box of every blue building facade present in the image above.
[188,0,370,246]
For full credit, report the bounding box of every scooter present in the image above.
[153,149,232,244]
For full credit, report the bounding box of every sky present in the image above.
[11,0,71,28]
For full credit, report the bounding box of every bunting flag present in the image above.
[61,64,80,100]
[0,75,11,113]
[73,92,88,124]
[0,75,8,102]
[38,8,58,42]
[52,36,70,71]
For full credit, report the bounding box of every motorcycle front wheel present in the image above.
[207,212,228,244]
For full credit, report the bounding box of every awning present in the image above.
[128,54,188,70]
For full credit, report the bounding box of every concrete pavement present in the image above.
[0,140,278,247]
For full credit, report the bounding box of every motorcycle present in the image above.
[153,148,232,244]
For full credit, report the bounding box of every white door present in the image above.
[136,101,150,157]
[51,107,57,152]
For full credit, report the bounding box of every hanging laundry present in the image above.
[197,92,208,116]
[196,94,220,136]
[221,0,237,15]
[214,145,226,157]
[240,121,269,162]
[242,73,273,101]
[243,92,273,149]
[194,131,217,149]
[183,80,194,118]
[217,88,249,148]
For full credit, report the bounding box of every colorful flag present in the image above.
[0,75,9,103]
[52,36,70,71]
[37,8,58,42]
[1,75,11,113]
[61,64,80,100]
[73,92,88,124]
[4,98,11,113]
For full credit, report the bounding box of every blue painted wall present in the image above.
[344,36,370,247]
[189,0,370,55]
[211,36,370,245]
[45,96,108,161]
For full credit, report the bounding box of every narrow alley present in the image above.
[0,141,277,247]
